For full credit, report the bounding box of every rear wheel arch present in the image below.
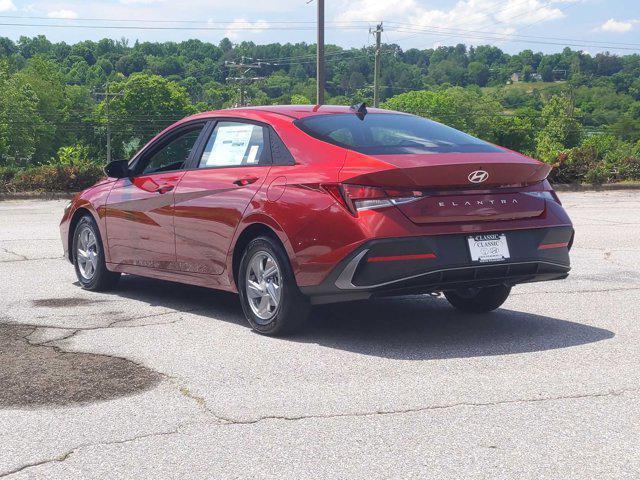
[232,223,291,289]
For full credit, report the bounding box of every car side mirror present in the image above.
[104,160,130,179]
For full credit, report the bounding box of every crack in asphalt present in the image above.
[23,309,201,346]
[0,256,63,263]
[204,388,639,426]
[510,286,640,296]
[16,325,175,385]
[0,428,185,478]
[0,247,28,261]
[1,388,636,478]
[2,324,164,408]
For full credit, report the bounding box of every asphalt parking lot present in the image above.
[0,191,638,479]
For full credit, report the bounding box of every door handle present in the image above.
[233,176,259,187]
[155,184,174,194]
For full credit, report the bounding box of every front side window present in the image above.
[198,121,267,168]
[141,127,203,175]
[295,113,502,155]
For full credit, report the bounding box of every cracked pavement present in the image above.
[0,192,639,479]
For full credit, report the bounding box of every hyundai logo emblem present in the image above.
[468,170,489,184]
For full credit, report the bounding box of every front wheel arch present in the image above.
[68,207,96,262]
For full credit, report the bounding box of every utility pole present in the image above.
[106,83,111,163]
[370,22,383,107]
[225,59,265,107]
[316,0,325,105]
[94,82,123,164]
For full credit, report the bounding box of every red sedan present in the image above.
[60,104,573,335]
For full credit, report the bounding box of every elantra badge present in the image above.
[468,170,489,184]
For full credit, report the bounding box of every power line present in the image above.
[0,21,365,31]
[384,23,640,48]
[0,14,376,25]
[225,60,265,106]
[386,26,640,52]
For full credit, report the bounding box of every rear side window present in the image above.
[295,113,501,154]
[269,128,296,166]
[198,121,268,168]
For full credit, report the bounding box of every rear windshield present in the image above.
[294,113,502,154]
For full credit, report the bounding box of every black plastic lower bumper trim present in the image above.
[300,227,572,305]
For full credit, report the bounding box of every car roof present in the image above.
[187,105,400,121]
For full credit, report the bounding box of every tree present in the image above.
[535,96,583,162]
[467,62,489,87]
[428,59,467,86]
[0,81,41,166]
[492,111,538,155]
[115,53,147,76]
[595,53,623,76]
[1,34,640,183]
[382,87,502,141]
[13,57,66,163]
[96,73,195,158]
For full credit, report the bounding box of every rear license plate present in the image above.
[467,234,510,263]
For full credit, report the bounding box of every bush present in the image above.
[1,164,104,193]
[549,134,640,184]
[0,165,19,191]
[51,144,93,168]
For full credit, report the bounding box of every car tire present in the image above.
[444,285,511,313]
[238,236,310,336]
[72,215,121,291]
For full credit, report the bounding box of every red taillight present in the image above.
[343,184,387,200]
[321,184,348,208]
[322,184,423,215]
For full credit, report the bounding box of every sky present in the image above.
[0,0,638,55]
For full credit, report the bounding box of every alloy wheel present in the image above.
[76,226,99,280]
[245,251,282,324]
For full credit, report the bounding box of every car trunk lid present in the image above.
[339,151,549,224]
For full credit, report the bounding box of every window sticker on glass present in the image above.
[202,124,254,167]
[247,145,260,164]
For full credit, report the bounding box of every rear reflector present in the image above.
[538,242,569,250]
[367,253,436,263]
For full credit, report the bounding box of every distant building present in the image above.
[531,73,543,81]
[510,72,522,83]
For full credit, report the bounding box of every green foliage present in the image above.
[290,94,311,104]
[1,35,640,188]
[550,134,640,184]
[535,96,583,163]
[0,74,42,166]
[94,73,195,159]
[382,87,502,140]
[51,144,93,168]
[491,112,538,155]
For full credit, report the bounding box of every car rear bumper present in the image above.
[300,226,573,304]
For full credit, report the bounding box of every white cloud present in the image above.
[494,0,564,25]
[47,9,79,19]
[599,18,636,33]
[0,0,16,13]
[222,18,270,40]
[119,0,165,4]
[337,0,572,43]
